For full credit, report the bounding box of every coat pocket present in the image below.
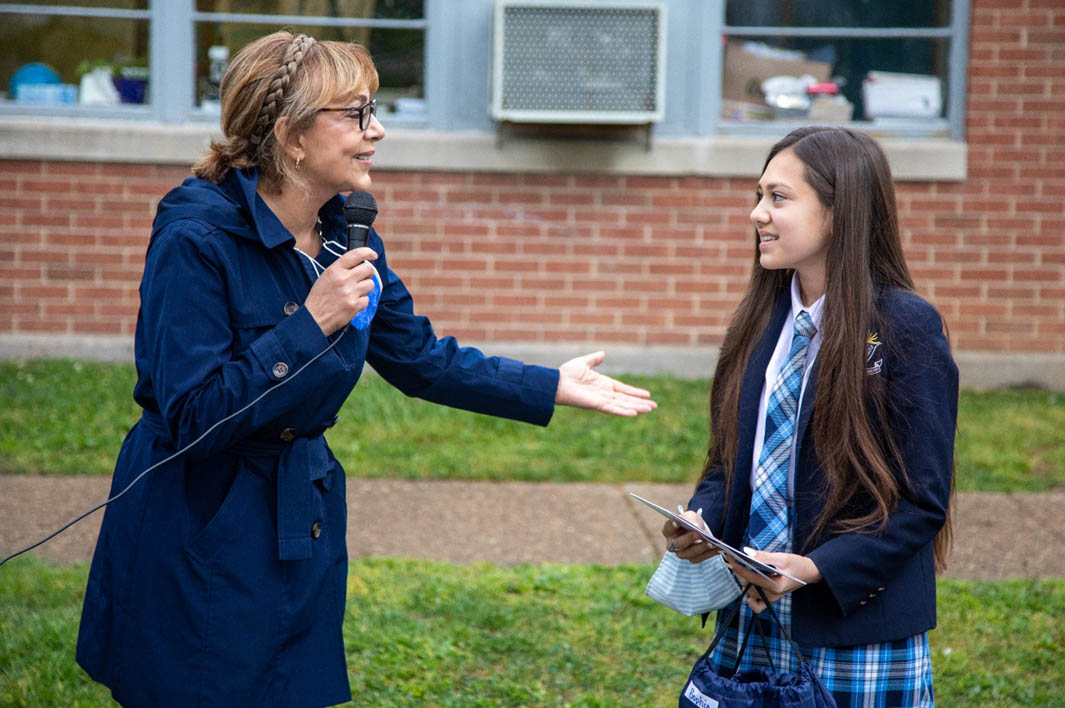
[184,462,265,564]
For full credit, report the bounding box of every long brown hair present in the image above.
[704,126,953,571]
[192,31,379,194]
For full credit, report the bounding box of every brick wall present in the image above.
[1,0,1063,355]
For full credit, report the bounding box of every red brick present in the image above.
[934,284,983,298]
[0,302,41,316]
[20,319,70,333]
[471,173,520,187]
[602,191,649,207]
[1013,268,1063,282]
[1027,30,1065,44]
[548,192,595,206]
[971,29,1024,44]
[494,260,541,273]
[625,176,673,190]
[23,213,76,228]
[1015,234,1060,247]
[2,161,45,176]
[1013,304,1062,318]
[73,320,123,334]
[0,196,44,210]
[543,296,590,308]
[521,174,573,187]
[442,293,487,306]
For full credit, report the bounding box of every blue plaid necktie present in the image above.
[748,310,817,553]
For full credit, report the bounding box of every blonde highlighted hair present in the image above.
[192,31,379,193]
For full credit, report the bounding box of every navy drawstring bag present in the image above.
[680,585,836,708]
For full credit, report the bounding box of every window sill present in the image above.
[0,116,966,181]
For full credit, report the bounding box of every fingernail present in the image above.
[671,521,678,528]
[743,546,755,555]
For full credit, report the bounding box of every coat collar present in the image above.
[152,168,347,250]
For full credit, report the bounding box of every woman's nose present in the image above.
[366,113,386,141]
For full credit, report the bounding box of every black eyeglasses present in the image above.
[318,99,377,130]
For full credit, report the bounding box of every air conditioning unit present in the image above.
[492,0,667,125]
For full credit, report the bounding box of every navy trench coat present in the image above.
[76,168,559,707]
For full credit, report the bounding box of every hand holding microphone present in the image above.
[304,248,378,335]
[304,191,382,336]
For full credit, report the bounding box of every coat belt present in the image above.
[139,411,331,562]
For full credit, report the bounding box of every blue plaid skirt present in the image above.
[708,593,934,707]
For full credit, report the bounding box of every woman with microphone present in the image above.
[76,31,655,708]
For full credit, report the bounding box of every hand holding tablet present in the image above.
[629,492,807,586]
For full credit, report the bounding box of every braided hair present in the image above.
[192,31,378,192]
[248,33,317,149]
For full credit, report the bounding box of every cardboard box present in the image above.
[722,40,832,104]
[808,95,854,122]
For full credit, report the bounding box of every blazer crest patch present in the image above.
[866,332,883,375]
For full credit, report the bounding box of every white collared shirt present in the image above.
[750,273,825,498]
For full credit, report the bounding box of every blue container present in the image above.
[9,62,61,97]
[113,76,148,104]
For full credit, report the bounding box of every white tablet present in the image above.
[629,492,806,586]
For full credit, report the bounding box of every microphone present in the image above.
[343,190,382,331]
[343,190,378,251]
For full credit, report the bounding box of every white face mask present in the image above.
[646,552,742,617]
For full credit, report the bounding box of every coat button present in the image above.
[311,521,322,539]
[283,301,299,316]
[877,587,885,591]
[859,600,868,605]
[279,427,295,442]
[272,362,289,379]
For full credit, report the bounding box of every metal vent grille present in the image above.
[492,1,666,124]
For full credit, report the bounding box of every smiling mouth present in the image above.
[355,153,374,163]
[759,234,778,242]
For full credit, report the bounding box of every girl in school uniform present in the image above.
[664,125,957,707]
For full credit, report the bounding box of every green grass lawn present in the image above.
[1,359,1063,491]
[2,360,1062,705]
[1,558,1062,707]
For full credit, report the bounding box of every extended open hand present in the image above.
[554,351,658,417]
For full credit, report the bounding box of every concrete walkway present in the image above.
[2,476,1063,580]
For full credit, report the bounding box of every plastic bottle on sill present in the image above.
[201,45,229,113]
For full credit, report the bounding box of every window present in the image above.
[0,1,151,116]
[718,0,967,139]
[192,1,425,119]
[0,0,426,122]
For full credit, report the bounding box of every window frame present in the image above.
[0,0,429,126]
[710,1,969,140]
[0,0,969,146]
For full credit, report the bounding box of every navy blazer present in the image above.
[689,287,958,648]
